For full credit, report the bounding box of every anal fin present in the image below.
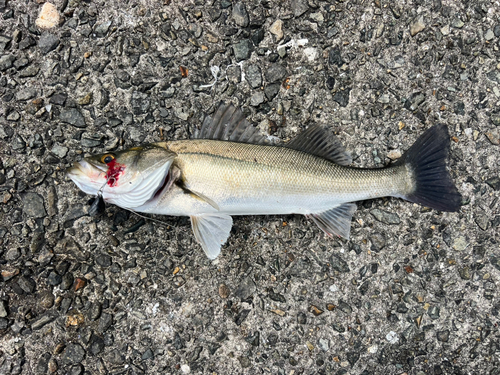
[190,214,233,259]
[307,203,357,239]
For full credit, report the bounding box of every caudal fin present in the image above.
[396,124,461,212]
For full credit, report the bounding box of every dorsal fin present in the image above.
[194,103,271,145]
[286,125,352,166]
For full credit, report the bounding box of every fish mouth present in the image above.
[66,160,106,195]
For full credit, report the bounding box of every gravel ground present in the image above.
[1,0,500,374]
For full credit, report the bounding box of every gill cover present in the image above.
[102,145,176,209]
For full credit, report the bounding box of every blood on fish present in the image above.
[105,159,125,187]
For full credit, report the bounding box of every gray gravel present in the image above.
[1,0,500,374]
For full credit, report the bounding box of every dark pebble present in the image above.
[62,343,85,365]
[69,364,84,375]
[232,2,249,27]
[233,39,253,62]
[17,276,36,293]
[60,108,86,128]
[486,177,500,191]
[337,300,352,314]
[60,273,74,290]
[38,33,60,55]
[265,64,287,83]
[238,356,251,368]
[264,83,280,100]
[370,232,386,251]
[329,46,344,67]
[234,309,250,325]
[186,346,202,362]
[98,312,113,332]
[370,208,401,225]
[89,334,105,355]
[437,330,450,342]
[47,271,62,286]
[96,254,112,267]
[297,312,307,324]
[107,348,124,365]
[23,192,47,218]
[333,88,350,107]
[427,306,440,320]
[245,65,262,89]
[94,20,112,38]
[330,254,350,273]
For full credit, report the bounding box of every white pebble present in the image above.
[386,331,399,344]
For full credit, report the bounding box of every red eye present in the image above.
[101,154,115,164]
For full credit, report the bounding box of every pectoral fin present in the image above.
[190,214,233,259]
[307,203,357,239]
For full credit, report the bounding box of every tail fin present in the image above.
[396,124,461,212]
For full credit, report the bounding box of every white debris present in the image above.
[35,2,60,30]
[180,364,190,374]
[277,38,309,52]
[199,65,221,89]
[386,331,399,344]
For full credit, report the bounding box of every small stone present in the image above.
[292,0,309,17]
[337,300,352,315]
[486,177,500,190]
[39,291,54,309]
[250,91,265,106]
[32,312,58,330]
[264,83,280,100]
[265,64,287,84]
[485,130,499,145]
[494,24,500,37]
[232,3,249,27]
[437,330,449,342]
[427,305,440,320]
[36,353,51,374]
[94,20,112,38]
[245,65,262,89]
[453,236,468,251]
[270,19,283,41]
[233,39,253,62]
[5,248,20,261]
[218,284,230,299]
[35,3,60,30]
[62,343,85,365]
[47,271,62,286]
[23,193,46,218]
[410,16,425,36]
[0,300,7,318]
[309,305,323,316]
[475,214,489,230]
[74,278,87,291]
[96,254,112,268]
[51,144,68,158]
[60,108,86,128]
[458,266,471,280]
[333,88,350,107]
[370,208,400,224]
[485,29,495,41]
[330,254,349,273]
[98,312,113,332]
[78,93,93,106]
[0,54,15,71]
[451,18,464,29]
[131,91,150,115]
[238,356,251,368]
[38,32,59,54]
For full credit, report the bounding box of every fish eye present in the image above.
[101,154,115,164]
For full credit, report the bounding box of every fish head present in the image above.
[67,144,176,209]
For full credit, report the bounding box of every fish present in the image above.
[67,103,462,259]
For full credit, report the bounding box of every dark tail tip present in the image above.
[398,124,462,212]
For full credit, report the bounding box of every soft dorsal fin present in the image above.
[194,103,271,145]
[307,203,357,239]
[286,125,352,166]
[190,213,233,259]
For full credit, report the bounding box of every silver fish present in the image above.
[67,103,461,259]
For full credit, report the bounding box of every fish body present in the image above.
[67,103,461,259]
[140,139,408,216]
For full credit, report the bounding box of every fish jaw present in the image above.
[67,159,107,196]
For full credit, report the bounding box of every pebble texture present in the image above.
[0,1,499,374]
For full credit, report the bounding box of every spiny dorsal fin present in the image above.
[307,203,357,239]
[194,103,272,145]
[286,125,352,166]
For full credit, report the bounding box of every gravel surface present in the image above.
[1,0,499,374]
